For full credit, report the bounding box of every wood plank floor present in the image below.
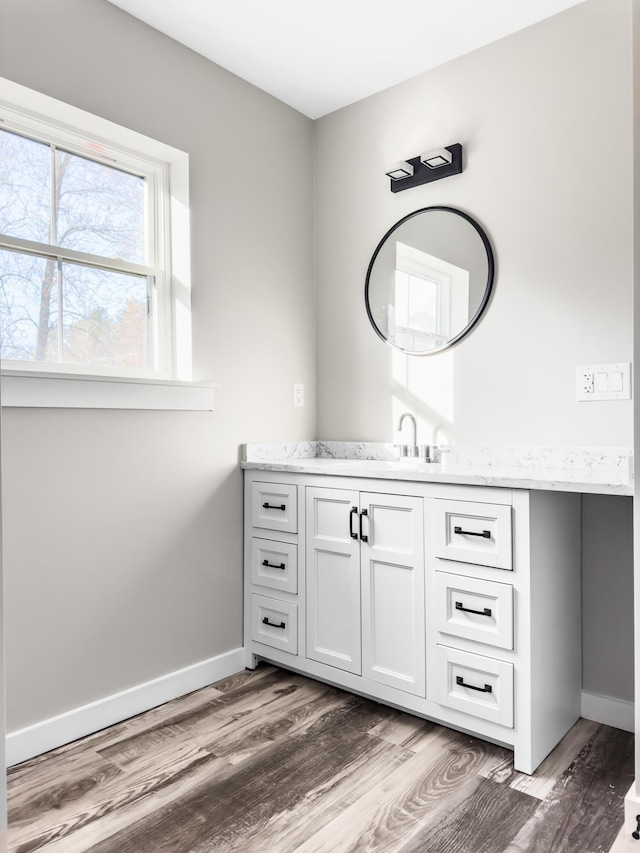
[8,665,634,853]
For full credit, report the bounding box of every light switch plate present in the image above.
[577,363,631,401]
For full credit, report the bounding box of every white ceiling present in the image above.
[106,0,586,119]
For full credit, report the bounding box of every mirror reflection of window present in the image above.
[389,242,470,351]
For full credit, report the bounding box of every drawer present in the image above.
[251,482,297,533]
[251,538,298,594]
[433,499,512,570]
[435,571,513,650]
[434,645,514,727]
[250,593,298,654]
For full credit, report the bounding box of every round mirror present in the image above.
[365,206,494,355]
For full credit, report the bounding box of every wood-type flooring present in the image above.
[8,664,634,853]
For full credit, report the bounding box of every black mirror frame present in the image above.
[364,206,495,355]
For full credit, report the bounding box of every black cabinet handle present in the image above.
[455,601,492,617]
[454,526,491,539]
[456,675,492,693]
[263,502,286,511]
[262,559,285,570]
[360,508,368,542]
[262,617,286,629]
[350,506,359,540]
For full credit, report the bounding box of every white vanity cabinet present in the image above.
[306,486,425,695]
[243,469,582,774]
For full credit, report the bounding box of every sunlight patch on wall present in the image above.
[391,348,455,446]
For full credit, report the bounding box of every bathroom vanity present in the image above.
[242,443,632,774]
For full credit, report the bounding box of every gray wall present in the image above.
[0,0,316,730]
[314,0,632,448]
[582,495,634,702]
[314,0,634,701]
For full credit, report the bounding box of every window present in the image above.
[0,78,212,409]
[0,114,171,377]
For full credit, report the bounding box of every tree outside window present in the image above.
[0,127,159,372]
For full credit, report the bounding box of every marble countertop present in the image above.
[241,442,633,496]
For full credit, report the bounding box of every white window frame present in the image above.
[0,77,216,410]
[393,241,469,351]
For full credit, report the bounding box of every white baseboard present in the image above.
[6,647,245,767]
[581,690,634,733]
[6,669,633,768]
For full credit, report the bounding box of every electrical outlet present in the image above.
[577,363,631,401]
[580,369,595,396]
[293,383,304,407]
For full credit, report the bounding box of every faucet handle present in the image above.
[419,444,444,463]
[395,444,409,458]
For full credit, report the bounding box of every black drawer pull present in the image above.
[262,617,286,629]
[456,675,492,693]
[262,560,285,570]
[454,526,491,539]
[360,508,368,542]
[263,502,286,511]
[455,601,492,617]
[350,506,358,540]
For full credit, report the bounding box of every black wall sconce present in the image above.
[385,143,463,193]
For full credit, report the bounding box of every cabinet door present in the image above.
[306,487,361,674]
[361,493,425,696]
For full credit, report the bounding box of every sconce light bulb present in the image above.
[385,161,414,181]
[420,148,453,169]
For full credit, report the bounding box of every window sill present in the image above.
[0,371,219,411]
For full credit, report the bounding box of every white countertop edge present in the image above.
[240,459,633,496]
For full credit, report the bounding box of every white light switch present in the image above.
[610,371,624,392]
[577,363,631,401]
[595,372,608,393]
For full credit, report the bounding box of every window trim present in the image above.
[0,76,202,408]
[1,370,218,411]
